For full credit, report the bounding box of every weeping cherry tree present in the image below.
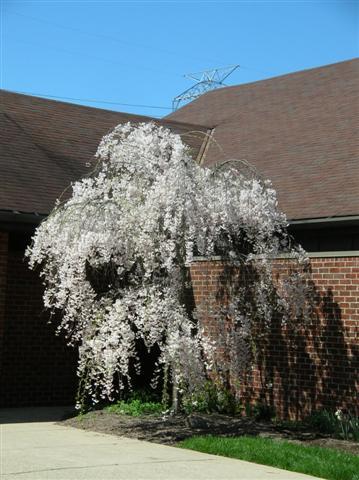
[26,122,308,410]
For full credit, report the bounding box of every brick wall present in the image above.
[0,232,9,374]
[1,235,357,412]
[0,234,77,407]
[190,256,359,420]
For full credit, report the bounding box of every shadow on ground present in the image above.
[0,406,76,424]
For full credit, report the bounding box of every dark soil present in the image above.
[61,411,359,455]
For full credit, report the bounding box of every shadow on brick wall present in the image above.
[209,261,358,420]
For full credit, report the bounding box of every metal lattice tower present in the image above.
[172,65,239,111]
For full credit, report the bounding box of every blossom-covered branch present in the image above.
[26,122,307,408]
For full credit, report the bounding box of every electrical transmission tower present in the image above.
[172,65,239,111]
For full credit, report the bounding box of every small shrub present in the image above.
[306,410,337,434]
[182,381,239,415]
[105,389,164,416]
[124,388,162,404]
[245,402,276,421]
[335,410,359,442]
[105,398,164,416]
[306,409,359,442]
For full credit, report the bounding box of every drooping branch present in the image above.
[26,122,308,409]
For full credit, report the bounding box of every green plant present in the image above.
[335,410,359,442]
[245,401,276,421]
[105,398,164,416]
[124,388,162,404]
[306,409,337,434]
[306,409,359,442]
[182,381,239,415]
[105,389,164,416]
[76,412,91,422]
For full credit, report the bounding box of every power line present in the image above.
[6,10,279,88]
[8,10,222,67]
[8,10,277,78]
[4,9,279,116]
[9,89,172,111]
[12,38,180,78]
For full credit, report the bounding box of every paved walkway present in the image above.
[0,407,321,480]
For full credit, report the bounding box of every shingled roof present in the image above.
[168,58,359,221]
[0,90,208,216]
[2,59,358,222]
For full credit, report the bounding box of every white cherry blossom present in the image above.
[26,122,307,408]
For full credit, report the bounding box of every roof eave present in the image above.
[289,215,359,229]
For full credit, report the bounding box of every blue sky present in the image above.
[2,1,358,118]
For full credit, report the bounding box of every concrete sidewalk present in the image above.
[0,407,321,480]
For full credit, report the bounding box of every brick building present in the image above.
[1,58,358,413]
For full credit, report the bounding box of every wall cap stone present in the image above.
[191,251,359,263]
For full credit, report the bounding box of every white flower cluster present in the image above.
[26,122,304,407]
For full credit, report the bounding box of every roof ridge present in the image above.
[0,89,210,130]
[166,57,359,118]
[0,89,158,121]
[211,57,358,94]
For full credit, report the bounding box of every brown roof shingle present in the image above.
[2,59,358,221]
[168,59,359,220]
[0,90,208,215]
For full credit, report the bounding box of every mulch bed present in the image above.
[61,411,359,455]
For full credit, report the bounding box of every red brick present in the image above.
[190,256,359,420]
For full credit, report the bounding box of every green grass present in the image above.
[179,436,359,480]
